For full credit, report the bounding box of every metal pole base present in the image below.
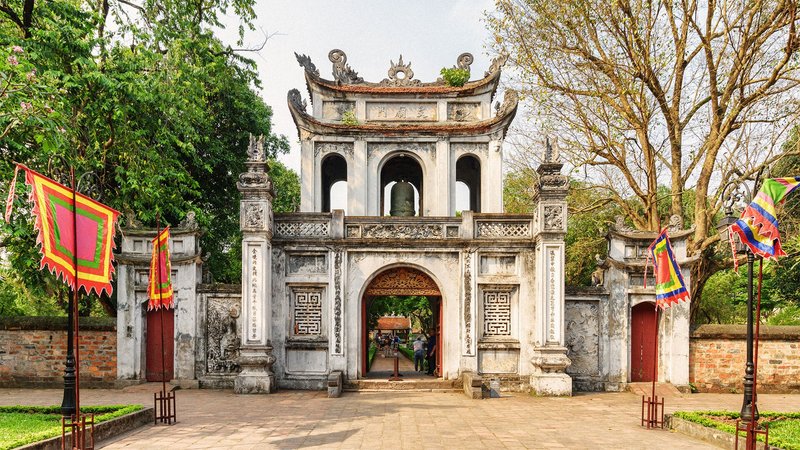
[154,388,177,425]
[61,413,95,450]
[735,418,769,450]
[641,395,664,429]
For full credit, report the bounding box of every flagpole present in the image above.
[156,214,168,397]
[70,166,81,419]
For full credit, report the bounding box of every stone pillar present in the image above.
[530,141,572,395]
[235,135,277,394]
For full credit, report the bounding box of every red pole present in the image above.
[156,215,167,395]
[70,167,81,419]
[650,302,658,411]
[753,258,763,422]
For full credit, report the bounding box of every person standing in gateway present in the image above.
[413,336,425,372]
[426,329,437,376]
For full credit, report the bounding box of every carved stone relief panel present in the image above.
[451,142,489,155]
[206,297,241,374]
[481,285,515,338]
[314,142,354,158]
[346,225,361,238]
[291,287,324,336]
[564,301,600,377]
[321,101,356,121]
[361,224,443,239]
[543,205,565,231]
[243,203,265,230]
[447,103,481,121]
[286,254,328,276]
[367,142,435,158]
[479,254,517,275]
[365,102,437,121]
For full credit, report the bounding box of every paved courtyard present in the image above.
[1,386,797,449]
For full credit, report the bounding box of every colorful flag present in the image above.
[20,164,120,296]
[730,177,800,259]
[648,228,690,309]
[148,227,174,310]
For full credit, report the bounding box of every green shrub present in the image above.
[440,67,470,87]
[341,110,359,126]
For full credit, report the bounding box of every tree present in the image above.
[490,0,800,317]
[505,168,620,286]
[367,296,433,334]
[1,0,291,315]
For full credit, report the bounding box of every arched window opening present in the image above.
[380,154,423,216]
[455,181,471,214]
[321,154,347,213]
[456,155,481,213]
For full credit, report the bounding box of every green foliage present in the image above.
[368,296,432,332]
[439,67,470,87]
[674,410,800,450]
[505,170,619,286]
[0,0,290,313]
[340,109,359,126]
[397,345,414,361]
[368,344,377,370]
[0,405,142,450]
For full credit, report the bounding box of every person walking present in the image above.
[426,329,437,376]
[412,336,425,372]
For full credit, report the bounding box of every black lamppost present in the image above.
[61,292,76,417]
[717,180,759,443]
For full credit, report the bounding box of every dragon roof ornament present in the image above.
[329,49,363,85]
[293,50,502,90]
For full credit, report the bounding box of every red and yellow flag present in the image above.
[648,228,690,309]
[148,227,174,310]
[16,164,120,296]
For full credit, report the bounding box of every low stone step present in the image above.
[627,382,684,398]
[345,379,461,392]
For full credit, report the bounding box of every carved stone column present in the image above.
[235,135,277,394]
[531,140,572,395]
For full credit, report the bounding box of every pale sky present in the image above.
[221,0,497,173]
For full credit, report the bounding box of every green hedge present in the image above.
[0,405,142,450]
[674,410,800,450]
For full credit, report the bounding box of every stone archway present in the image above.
[360,267,442,377]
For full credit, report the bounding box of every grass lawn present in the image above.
[674,410,800,450]
[0,405,143,450]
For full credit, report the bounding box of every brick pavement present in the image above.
[1,386,797,449]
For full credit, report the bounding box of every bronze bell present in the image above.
[389,180,415,216]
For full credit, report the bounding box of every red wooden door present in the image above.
[630,302,657,382]
[146,307,174,382]
[361,297,368,376]
[436,297,442,377]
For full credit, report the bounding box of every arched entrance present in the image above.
[360,266,442,378]
[630,302,658,382]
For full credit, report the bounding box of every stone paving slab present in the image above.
[1,386,797,449]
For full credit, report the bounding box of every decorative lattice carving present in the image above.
[293,289,323,335]
[476,221,530,238]
[365,267,440,297]
[482,288,512,337]
[274,221,329,238]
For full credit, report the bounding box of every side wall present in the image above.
[690,324,800,393]
[0,317,116,387]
